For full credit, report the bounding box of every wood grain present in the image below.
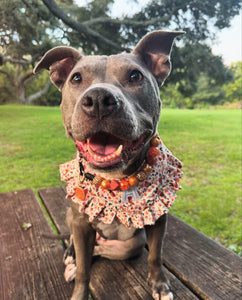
[39,185,69,235]
[164,214,242,300]
[0,189,73,300]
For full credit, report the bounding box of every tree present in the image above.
[223,62,242,103]
[40,0,241,53]
[0,0,241,104]
[190,74,226,107]
[0,0,59,103]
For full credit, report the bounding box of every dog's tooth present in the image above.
[98,155,105,162]
[115,145,123,157]
[87,144,95,156]
[106,154,113,160]
[93,154,98,161]
[88,147,103,162]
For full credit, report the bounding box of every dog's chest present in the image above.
[93,220,139,240]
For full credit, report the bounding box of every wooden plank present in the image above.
[164,214,242,300]
[90,256,154,300]
[125,250,199,300]
[39,186,69,235]
[0,189,73,300]
[40,186,199,299]
[90,251,199,300]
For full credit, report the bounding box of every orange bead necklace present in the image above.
[74,135,161,200]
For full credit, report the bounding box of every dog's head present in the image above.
[34,31,183,176]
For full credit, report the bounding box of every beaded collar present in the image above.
[60,139,183,229]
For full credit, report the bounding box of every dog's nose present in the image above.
[81,88,119,119]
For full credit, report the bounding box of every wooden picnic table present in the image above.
[0,187,241,300]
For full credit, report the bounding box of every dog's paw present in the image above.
[64,262,77,282]
[152,290,173,300]
[64,254,75,266]
[152,283,173,300]
[63,235,75,263]
[63,234,76,282]
[149,275,173,300]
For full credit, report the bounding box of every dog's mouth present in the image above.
[76,132,146,168]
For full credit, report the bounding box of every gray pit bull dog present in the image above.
[34,30,184,300]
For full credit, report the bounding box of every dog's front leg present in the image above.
[71,214,96,300]
[145,214,173,300]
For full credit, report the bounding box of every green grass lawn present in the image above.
[0,105,241,254]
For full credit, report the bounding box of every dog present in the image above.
[34,30,183,300]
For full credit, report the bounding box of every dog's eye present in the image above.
[129,70,143,83]
[71,73,82,84]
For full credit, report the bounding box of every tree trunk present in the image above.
[17,84,26,104]
[14,65,26,104]
[26,81,51,104]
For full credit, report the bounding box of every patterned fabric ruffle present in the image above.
[60,142,183,229]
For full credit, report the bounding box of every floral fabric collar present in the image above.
[60,141,183,229]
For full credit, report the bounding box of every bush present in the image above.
[161,83,188,108]
[222,62,242,103]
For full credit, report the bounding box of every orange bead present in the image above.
[150,136,161,147]
[148,146,160,157]
[129,176,139,186]
[142,163,152,173]
[74,187,86,201]
[120,179,130,190]
[110,180,119,190]
[101,179,110,189]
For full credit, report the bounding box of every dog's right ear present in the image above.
[33,47,82,91]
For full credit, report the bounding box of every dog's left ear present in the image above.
[133,31,184,85]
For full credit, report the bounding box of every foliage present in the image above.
[64,0,121,54]
[222,61,242,103]
[0,105,241,254]
[169,44,233,97]
[161,76,225,109]
[0,0,59,60]
[189,74,226,108]
[0,0,241,104]
[160,83,188,108]
[0,0,65,104]
[162,60,241,109]
[0,62,16,104]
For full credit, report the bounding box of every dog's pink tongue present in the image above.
[89,143,118,155]
[89,134,121,155]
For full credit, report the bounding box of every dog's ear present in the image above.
[133,31,184,85]
[33,47,82,91]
